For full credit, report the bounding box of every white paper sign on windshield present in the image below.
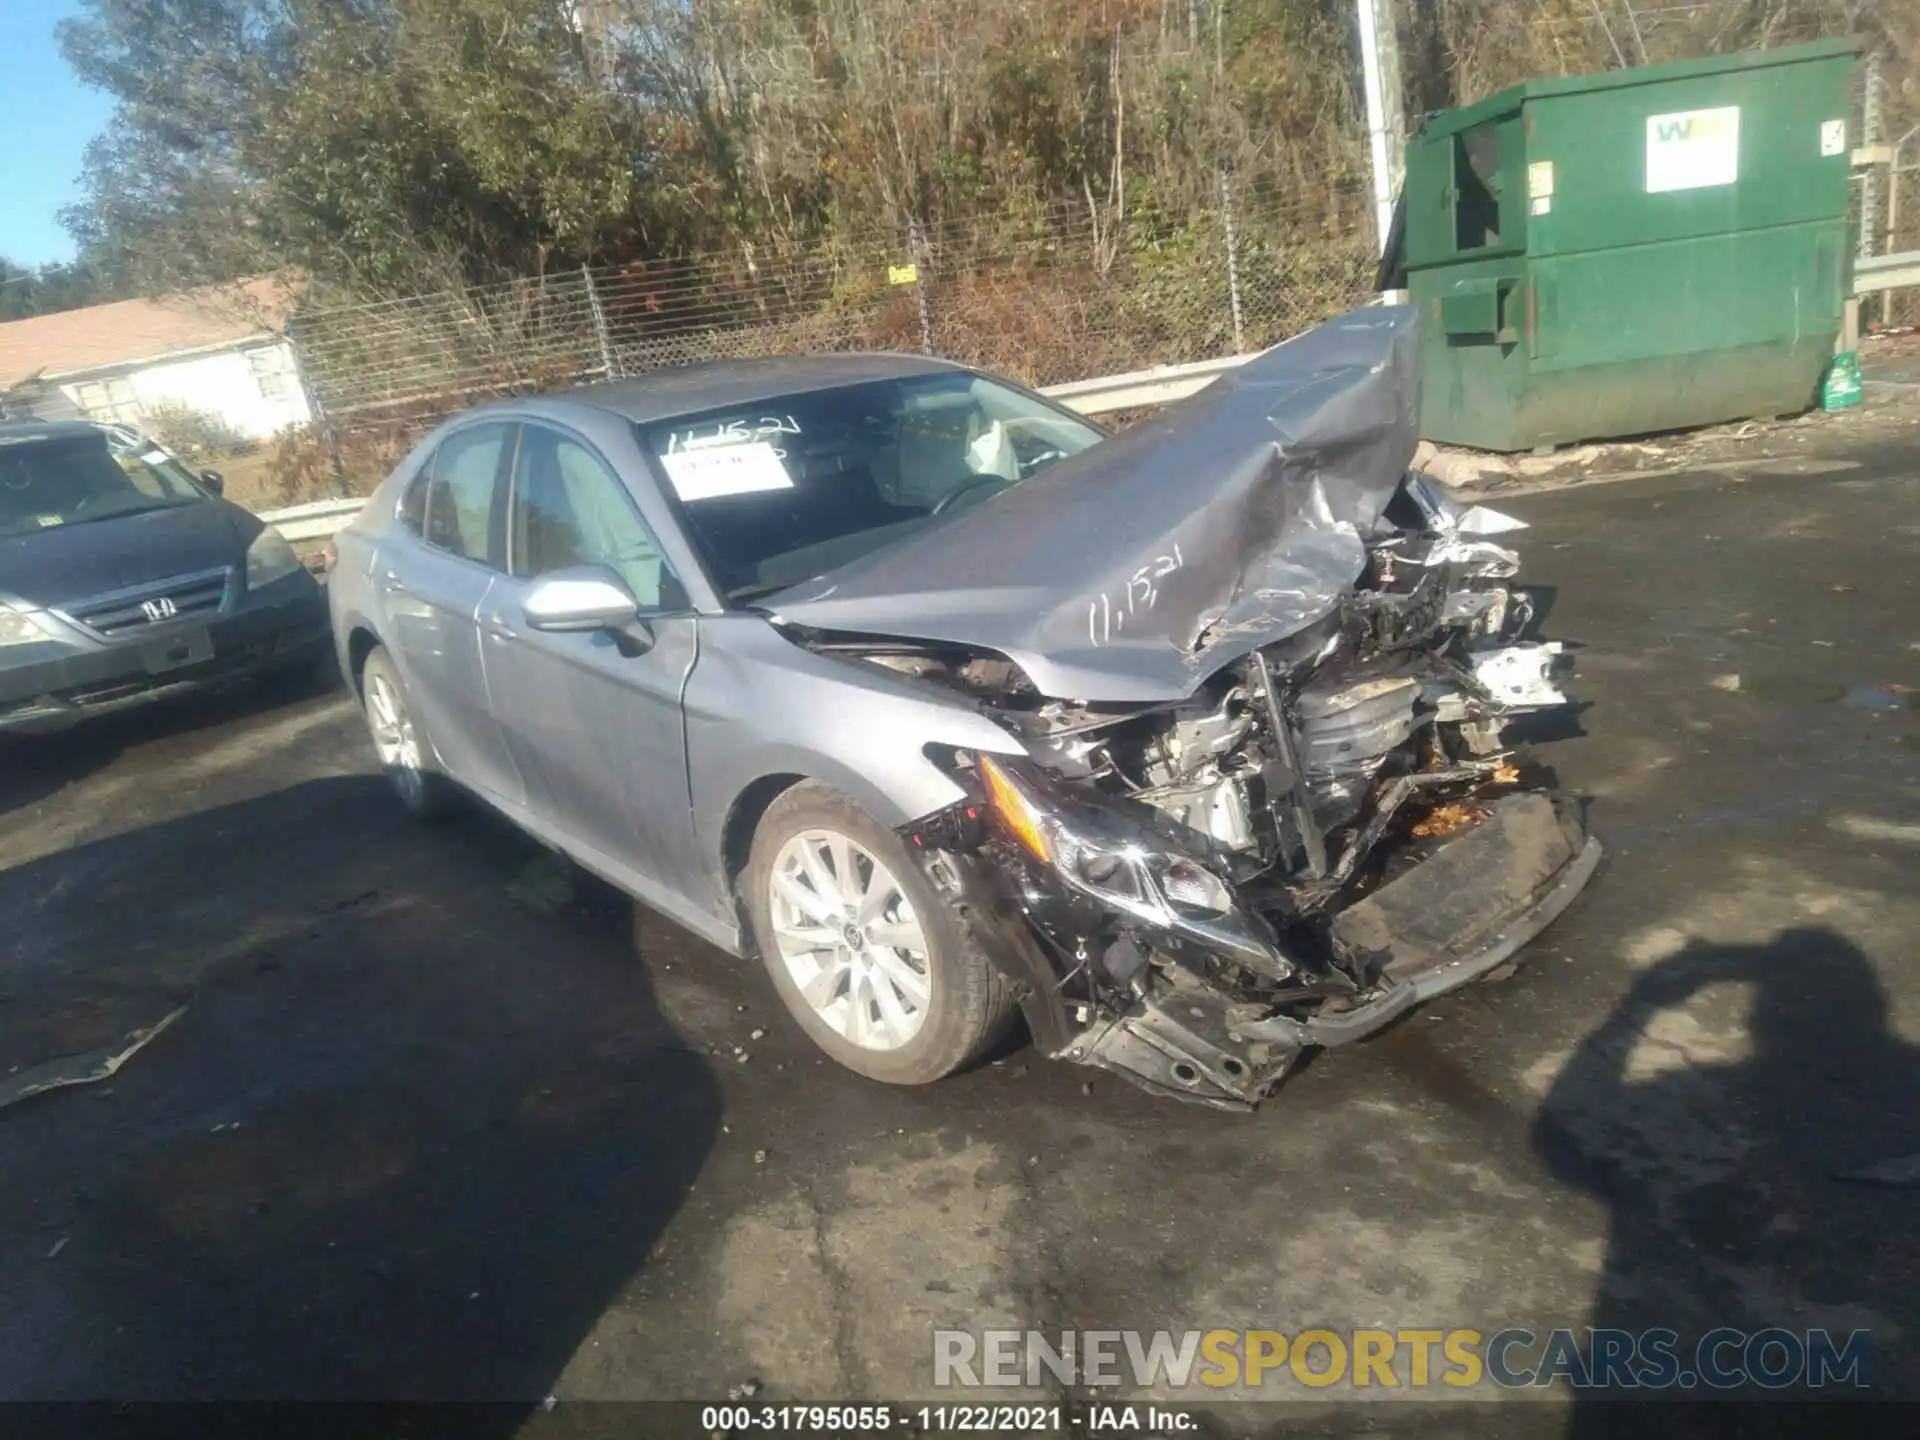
[660,441,795,501]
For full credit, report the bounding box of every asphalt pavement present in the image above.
[1,437,1916,1429]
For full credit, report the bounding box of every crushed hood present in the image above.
[765,305,1422,703]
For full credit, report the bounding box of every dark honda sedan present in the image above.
[0,421,331,732]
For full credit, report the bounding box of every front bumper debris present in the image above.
[1069,793,1600,1110]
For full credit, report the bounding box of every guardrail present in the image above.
[1855,248,1920,296]
[1841,249,1920,349]
[261,496,370,543]
[1041,354,1250,415]
[257,354,1255,540]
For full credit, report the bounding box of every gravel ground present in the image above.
[1,424,1915,1432]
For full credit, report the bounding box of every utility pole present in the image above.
[1356,0,1406,260]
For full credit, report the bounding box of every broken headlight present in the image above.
[978,755,1291,978]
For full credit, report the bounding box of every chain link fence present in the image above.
[1848,47,1919,329]
[285,182,1378,487]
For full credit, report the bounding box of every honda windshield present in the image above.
[638,371,1104,601]
[0,432,206,540]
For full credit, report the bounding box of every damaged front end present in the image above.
[764,306,1598,1108]
[897,475,1599,1110]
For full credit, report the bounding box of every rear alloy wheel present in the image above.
[359,645,453,820]
[745,781,1018,1085]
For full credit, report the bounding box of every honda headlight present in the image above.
[978,755,1289,977]
[245,527,302,589]
[0,604,58,649]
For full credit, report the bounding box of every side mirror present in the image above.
[523,567,641,634]
[200,470,225,495]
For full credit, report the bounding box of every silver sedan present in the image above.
[329,316,1599,1110]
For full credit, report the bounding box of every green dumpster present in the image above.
[1401,38,1857,451]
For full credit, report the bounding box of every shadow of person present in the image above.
[0,775,722,1426]
[1533,929,1920,1429]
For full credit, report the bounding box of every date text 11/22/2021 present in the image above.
[695,1405,1205,1432]
[698,1404,1180,1432]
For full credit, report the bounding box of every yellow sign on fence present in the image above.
[888,264,919,286]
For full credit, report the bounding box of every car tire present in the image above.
[359,644,455,821]
[745,780,1019,1085]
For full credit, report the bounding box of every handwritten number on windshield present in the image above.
[664,415,802,459]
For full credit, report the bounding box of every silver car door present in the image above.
[477,421,702,899]
[378,421,525,805]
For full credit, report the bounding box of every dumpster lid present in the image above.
[1414,36,1859,142]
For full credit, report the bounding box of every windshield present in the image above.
[638,371,1104,600]
[0,432,206,540]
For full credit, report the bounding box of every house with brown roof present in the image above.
[0,278,311,441]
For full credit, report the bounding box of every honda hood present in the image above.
[765,306,1422,703]
[0,498,256,610]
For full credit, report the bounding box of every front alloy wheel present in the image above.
[745,780,1019,1085]
[768,830,933,1051]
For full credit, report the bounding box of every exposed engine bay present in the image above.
[769,307,1598,1109]
[821,472,1599,1110]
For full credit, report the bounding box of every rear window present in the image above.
[399,423,510,568]
[0,432,204,540]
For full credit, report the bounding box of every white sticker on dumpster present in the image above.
[660,441,794,500]
[1646,106,1739,193]
[1820,119,1846,157]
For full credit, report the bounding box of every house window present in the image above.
[71,377,142,427]
[247,347,293,403]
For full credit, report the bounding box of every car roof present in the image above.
[0,419,108,448]
[557,352,972,426]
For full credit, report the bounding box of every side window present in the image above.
[398,464,430,533]
[117,454,165,498]
[512,426,685,611]
[422,423,508,566]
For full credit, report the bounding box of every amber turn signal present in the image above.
[978,755,1052,864]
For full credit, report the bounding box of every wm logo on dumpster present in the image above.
[1645,105,1739,193]
[1655,113,1731,144]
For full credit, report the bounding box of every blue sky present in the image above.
[0,0,115,268]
